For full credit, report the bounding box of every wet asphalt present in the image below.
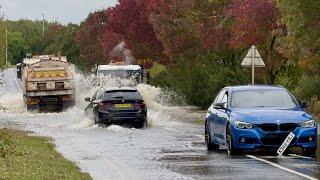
[0,68,319,180]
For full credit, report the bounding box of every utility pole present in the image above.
[1,5,8,67]
[5,25,8,66]
[41,13,45,36]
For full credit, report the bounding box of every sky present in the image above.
[0,0,118,24]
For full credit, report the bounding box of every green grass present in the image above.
[0,129,91,180]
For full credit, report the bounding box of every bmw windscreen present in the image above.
[231,89,298,109]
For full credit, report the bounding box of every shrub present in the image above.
[151,53,249,108]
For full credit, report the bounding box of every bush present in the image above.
[293,75,320,100]
[151,53,249,108]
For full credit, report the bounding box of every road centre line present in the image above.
[162,127,318,180]
[246,155,318,180]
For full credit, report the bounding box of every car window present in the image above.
[231,89,298,108]
[97,90,104,100]
[222,93,228,104]
[103,90,142,100]
[92,90,99,101]
[214,90,226,104]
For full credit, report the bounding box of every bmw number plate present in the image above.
[277,132,295,156]
[115,104,132,109]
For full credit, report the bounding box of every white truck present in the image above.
[96,63,147,86]
[17,55,75,112]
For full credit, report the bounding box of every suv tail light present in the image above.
[135,101,146,110]
[98,102,112,111]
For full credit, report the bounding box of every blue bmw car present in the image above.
[205,85,317,155]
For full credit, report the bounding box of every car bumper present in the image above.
[98,110,146,124]
[231,125,317,150]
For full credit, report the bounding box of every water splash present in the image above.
[110,42,135,65]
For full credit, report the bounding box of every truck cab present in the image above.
[96,63,147,86]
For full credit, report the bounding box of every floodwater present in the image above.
[0,69,319,180]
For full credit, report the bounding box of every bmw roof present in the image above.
[226,85,285,91]
[102,87,138,92]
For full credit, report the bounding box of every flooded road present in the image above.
[0,68,319,180]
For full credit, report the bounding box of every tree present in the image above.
[44,24,80,65]
[8,20,49,48]
[76,10,108,69]
[225,0,279,48]
[8,31,29,64]
[149,0,201,61]
[0,20,5,67]
[276,0,320,72]
[101,0,163,62]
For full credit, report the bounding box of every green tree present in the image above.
[8,31,29,64]
[276,0,320,71]
[0,20,6,67]
[44,24,81,66]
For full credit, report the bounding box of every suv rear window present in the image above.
[103,90,142,100]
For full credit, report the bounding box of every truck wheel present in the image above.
[62,101,74,111]
[27,105,39,112]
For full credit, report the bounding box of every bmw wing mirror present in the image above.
[214,102,227,110]
[299,101,308,108]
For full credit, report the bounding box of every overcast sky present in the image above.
[0,0,117,24]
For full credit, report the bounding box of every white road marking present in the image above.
[246,155,318,180]
[162,127,318,180]
[260,156,296,159]
[288,154,315,160]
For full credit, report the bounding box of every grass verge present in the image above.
[0,128,91,180]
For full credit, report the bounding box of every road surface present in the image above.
[0,68,319,180]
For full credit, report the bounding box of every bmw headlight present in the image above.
[234,121,253,129]
[301,120,316,128]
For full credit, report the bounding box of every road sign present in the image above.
[277,132,295,156]
[241,45,265,84]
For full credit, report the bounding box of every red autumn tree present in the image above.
[148,0,201,60]
[76,10,108,68]
[225,0,279,48]
[100,0,163,62]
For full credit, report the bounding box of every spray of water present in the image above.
[110,42,135,65]
[0,66,189,130]
[72,70,187,128]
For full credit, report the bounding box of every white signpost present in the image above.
[241,45,265,85]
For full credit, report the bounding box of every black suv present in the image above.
[85,87,147,128]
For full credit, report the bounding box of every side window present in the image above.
[92,91,99,101]
[222,92,228,104]
[214,90,226,104]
